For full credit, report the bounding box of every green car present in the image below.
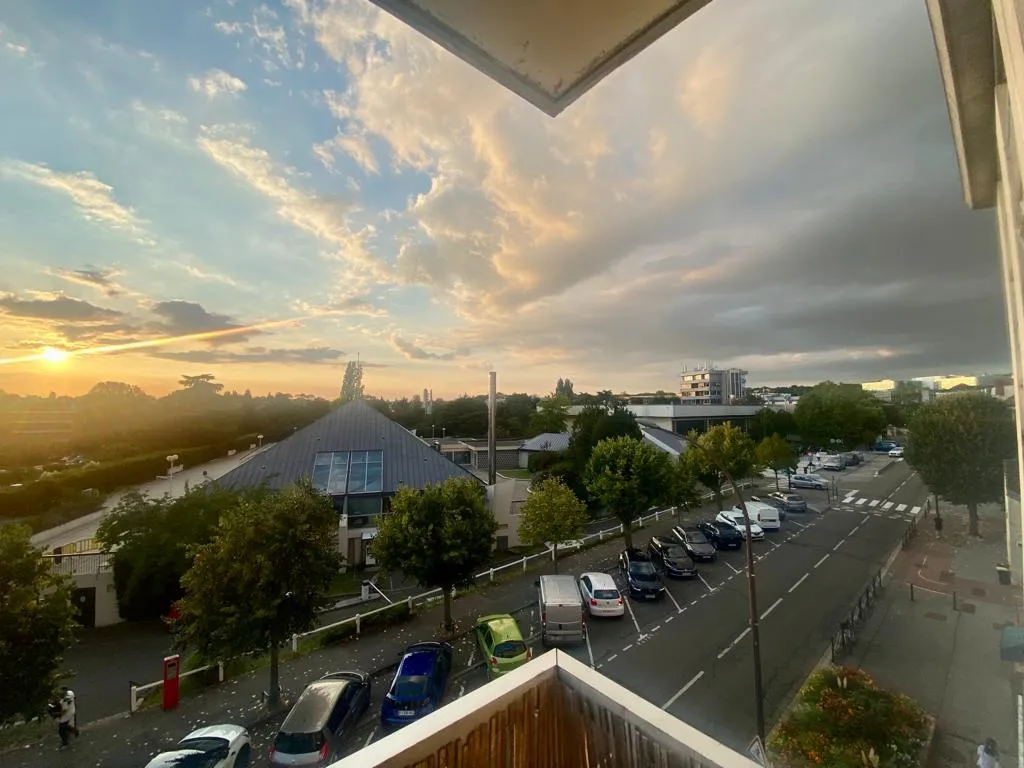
[475,614,532,679]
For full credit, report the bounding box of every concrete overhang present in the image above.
[366,0,714,116]
[925,0,998,209]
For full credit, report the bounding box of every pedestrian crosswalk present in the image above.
[837,493,922,521]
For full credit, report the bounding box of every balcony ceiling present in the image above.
[366,0,714,116]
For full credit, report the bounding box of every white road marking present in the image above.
[789,520,806,529]
[717,626,752,659]
[911,505,922,515]
[760,597,783,620]
[664,615,674,623]
[869,499,880,508]
[662,670,705,709]
[664,586,684,613]
[689,600,698,606]
[363,728,378,748]
[788,573,809,593]
[724,561,741,574]
[766,538,781,551]
[652,624,662,633]
[896,504,908,512]
[697,574,715,593]
[814,554,830,568]
[458,683,466,698]
[856,498,868,506]
[466,648,476,668]
[833,539,846,551]
[585,627,596,668]
[882,501,894,510]
[623,592,642,635]
[622,644,634,652]
[607,653,618,663]
[850,525,861,536]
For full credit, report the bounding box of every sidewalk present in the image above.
[846,503,1021,767]
[0,492,763,768]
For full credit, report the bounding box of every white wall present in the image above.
[73,570,121,627]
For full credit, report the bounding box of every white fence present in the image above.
[130,661,224,713]
[129,481,758,712]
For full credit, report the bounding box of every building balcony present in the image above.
[334,650,760,768]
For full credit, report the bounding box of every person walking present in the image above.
[977,737,1000,768]
[56,687,79,749]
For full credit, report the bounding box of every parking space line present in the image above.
[883,501,894,510]
[814,554,830,568]
[896,503,908,512]
[766,538,781,551]
[664,585,684,613]
[607,653,618,663]
[652,624,662,633]
[788,519,806,528]
[911,505,921,515]
[623,593,642,635]
[363,727,378,749]
[833,539,845,551]
[664,615,674,623]
[466,648,475,668]
[760,597,783,620]
[869,499,879,508]
[856,498,868,506]
[661,670,705,709]
[723,560,741,574]
[697,574,715,593]
[623,643,634,652]
[585,627,596,668]
[788,573,809,593]
[689,599,698,606]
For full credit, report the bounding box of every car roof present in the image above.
[477,614,522,640]
[181,724,245,742]
[580,571,616,588]
[282,679,351,732]
[650,535,678,545]
[145,749,208,768]
[399,648,440,677]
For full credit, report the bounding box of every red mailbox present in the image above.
[162,654,181,711]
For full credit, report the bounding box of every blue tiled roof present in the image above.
[215,401,482,493]
[520,432,571,452]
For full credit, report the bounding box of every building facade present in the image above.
[679,367,747,405]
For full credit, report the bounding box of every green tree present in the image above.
[682,447,726,511]
[794,382,886,448]
[0,524,77,725]
[370,478,496,631]
[555,377,575,401]
[97,486,262,620]
[175,482,340,708]
[756,434,797,490]
[584,437,672,547]
[667,454,704,523]
[339,360,364,403]
[529,394,570,436]
[685,424,760,510]
[568,404,641,468]
[497,393,539,438]
[906,394,1017,536]
[517,477,588,572]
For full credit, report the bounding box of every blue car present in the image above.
[380,641,453,730]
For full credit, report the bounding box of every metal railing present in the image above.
[126,480,760,713]
[43,551,111,576]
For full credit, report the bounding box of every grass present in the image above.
[0,718,50,753]
[327,569,364,595]
[496,469,533,480]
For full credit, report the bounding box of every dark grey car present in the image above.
[269,672,371,767]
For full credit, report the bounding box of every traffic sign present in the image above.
[748,735,766,766]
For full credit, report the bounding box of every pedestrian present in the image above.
[56,687,79,749]
[977,737,1000,768]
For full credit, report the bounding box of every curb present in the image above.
[874,460,897,478]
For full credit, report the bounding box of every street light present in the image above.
[431,424,436,438]
[257,434,264,448]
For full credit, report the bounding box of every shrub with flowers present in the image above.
[768,665,929,768]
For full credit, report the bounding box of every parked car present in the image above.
[750,495,786,521]
[889,446,905,458]
[790,474,828,491]
[578,571,625,618]
[146,725,251,768]
[475,614,531,679]
[767,491,807,514]
[728,501,780,531]
[820,456,845,471]
[536,574,586,645]
[619,548,666,600]
[669,526,717,561]
[715,510,766,540]
[845,452,862,466]
[269,672,371,767]
[381,643,453,730]
[647,535,697,577]
[696,520,743,550]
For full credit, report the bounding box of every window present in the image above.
[310,450,382,495]
[311,452,350,494]
[347,450,383,494]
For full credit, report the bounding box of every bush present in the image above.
[769,665,928,768]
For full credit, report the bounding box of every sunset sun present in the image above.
[40,347,69,364]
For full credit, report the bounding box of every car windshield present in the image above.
[593,588,619,599]
[786,495,803,502]
[493,640,527,659]
[685,532,710,545]
[629,562,658,579]
[178,738,228,753]
[274,731,323,755]
[663,545,690,558]
[393,675,430,699]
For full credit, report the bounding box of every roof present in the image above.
[639,424,687,456]
[477,614,522,639]
[519,432,570,452]
[284,678,350,731]
[215,401,482,494]
[400,648,440,677]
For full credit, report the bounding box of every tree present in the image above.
[174,482,340,709]
[339,360,364,404]
[370,478,496,631]
[568,404,641,468]
[748,408,797,443]
[906,394,1017,536]
[685,424,759,510]
[97,486,262,620]
[496,393,539,438]
[529,394,570,436]
[178,373,224,393]
[756,434,797,490]
[584,437,672,547]
[794,382,885,449]
[667,454,704,523]
[555,377,575,401]
[0,524,77,725]
[517,477,588,572]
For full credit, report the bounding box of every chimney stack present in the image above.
[488,371,497,486]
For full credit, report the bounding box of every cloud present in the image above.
[212,5,305,72]
[312,128,379,175]
[388,333,463,361]
[172,260,239,288]
[0,293,122,321]
[188,69,248,99]
[148,300,262,345]
[46,266,125,297]
[293,294,388,318]
[0,161,153,244]
[152,345,345,365]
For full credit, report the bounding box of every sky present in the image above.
[0,0,1007,400]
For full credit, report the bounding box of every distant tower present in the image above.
[423,388,434,415]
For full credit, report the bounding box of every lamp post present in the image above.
[257,434,264,448]
[166,455,179,496]
[431,424,436,438]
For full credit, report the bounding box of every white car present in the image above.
[144,724,251,768]
[577,572,625,618]
[715,510,766,540]
[889,446,905,458]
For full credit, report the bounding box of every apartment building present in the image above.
[679,366,748,405]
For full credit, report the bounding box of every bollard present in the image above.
[218,662,225,683]
[599,531,604,542]
[952,591,958,611]
[522,557,527,572]
[655,510,660,521]
[406,597,413,612]
[291,633,298,652]
[489,568,495,582]
[355,613,361,635]
[910,583,915,602]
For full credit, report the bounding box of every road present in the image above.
[239,457,928,762]
[29,444,275,552]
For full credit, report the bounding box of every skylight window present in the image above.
[311,450,383,494]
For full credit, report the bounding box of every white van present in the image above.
[732,501,780,531]
[536,574,586,646]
